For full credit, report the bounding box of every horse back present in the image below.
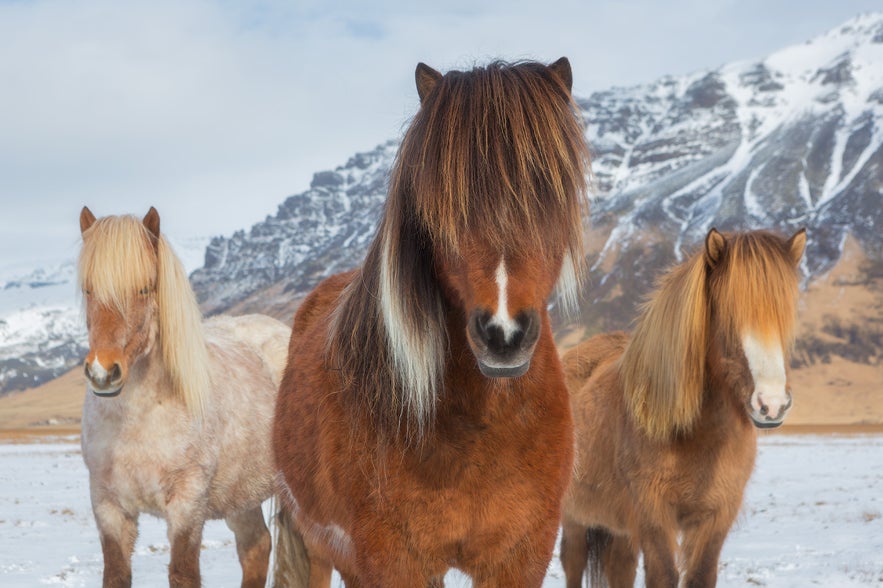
[290,270,356,340]
[561,331,628,393]
[204,313,291,386]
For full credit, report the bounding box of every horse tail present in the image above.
[269,498,311,587]
[585,527,612,587]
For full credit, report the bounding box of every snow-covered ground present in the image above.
[0,434,881,587]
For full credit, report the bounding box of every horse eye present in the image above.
[139,287,151,296]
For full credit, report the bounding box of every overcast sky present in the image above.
[1,0,880,267]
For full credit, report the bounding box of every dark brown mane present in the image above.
[621,230,802,440]
[395,60,590,258]
[328,60,592,440]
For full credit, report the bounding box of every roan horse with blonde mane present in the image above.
[78,206,297,588]
[559,228,806,588]
[273,58,591,586]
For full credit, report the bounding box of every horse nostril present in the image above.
[759,403,769,416]
[468,310,492,346]
[517,311,539,347]
[110,363,122,382]
[508,327,525,348]
[84,363,92,380]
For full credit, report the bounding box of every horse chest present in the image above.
[82,404,205,515]
[627,430,756,519]
[377,412,565,554]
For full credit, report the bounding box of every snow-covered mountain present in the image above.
[0,262,85,392]
[4,13,882,395]
[191,142,398,314]
[191,13,883,371]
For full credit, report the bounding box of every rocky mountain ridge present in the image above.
[191,13,883,383]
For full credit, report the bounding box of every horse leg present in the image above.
[307,557,333,588]
[357,557,428,587]
[166,501,206,588]
[639,524,679,588]
[473,526,559,588]
[680,523,729,588]
[92,501,138,588]
[601,533,638,588]
[225,507,271,588]
[560,519,589,588]
[353,536,430,588]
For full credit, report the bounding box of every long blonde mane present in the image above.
[620,231,801,441]
[78,215,210,417]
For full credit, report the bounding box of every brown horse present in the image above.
[78,207,299,588]
[559,228,806,588]
[273,58,591,586]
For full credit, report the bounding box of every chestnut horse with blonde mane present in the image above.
[273,58,591,586]
[78,207,298,588]
[559,228,806,588]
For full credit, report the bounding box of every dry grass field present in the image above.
[1,356,879,440]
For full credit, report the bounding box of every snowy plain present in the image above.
[0,434,881,587]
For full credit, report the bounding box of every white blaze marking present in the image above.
[488,258,519,343]
[742,332,788,416]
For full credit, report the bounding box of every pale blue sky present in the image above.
[0,0,879,266]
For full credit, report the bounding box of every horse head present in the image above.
[400,58,590,380]
[78,206,161,397]
[704,227,806,428]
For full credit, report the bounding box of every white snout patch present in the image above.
[487,258,519,343]
[87,358,108,381]
[742,332,789,419]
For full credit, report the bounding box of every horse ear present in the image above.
[80,206,96,234]
[415,63,443,103]
[143,207,161,248]
[786,228,807,266]
[548,57,573,93]
[705,228,726,268]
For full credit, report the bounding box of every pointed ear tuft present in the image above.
[415,62,443,103]
[705,228,726,268]
[80,207,96,234]
[786,228,807,266]
[548,57,573,93]
[143,207,160,249]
